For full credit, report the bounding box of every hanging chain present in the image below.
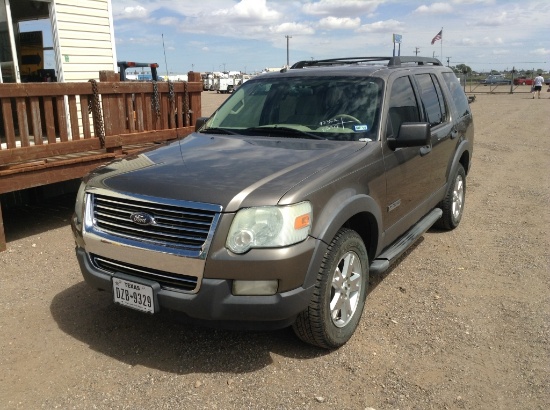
[168,79,175,104]
[167,79,176,127]
[152,80,161,121]
[88,79,105,148]
[183,81,190,127]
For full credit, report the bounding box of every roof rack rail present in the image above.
[290,56,442,69]
[387,56,442,66]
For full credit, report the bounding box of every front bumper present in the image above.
[75,246,316,329]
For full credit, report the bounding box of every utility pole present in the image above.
[414,47,420,56]
[446,56,451,67]
[285,35,292,67]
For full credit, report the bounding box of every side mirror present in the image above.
[195,117,209,131]
[387,122,431,150]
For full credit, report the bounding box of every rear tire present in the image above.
[435,164,466,230]
[293,228,368,349]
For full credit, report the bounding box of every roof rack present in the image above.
[290,56,442,69]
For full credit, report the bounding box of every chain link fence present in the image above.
[455,71,549,94]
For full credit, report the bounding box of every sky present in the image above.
[26,0,550,75]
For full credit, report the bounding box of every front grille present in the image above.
[91,193,219,250]
[91,254,198,292]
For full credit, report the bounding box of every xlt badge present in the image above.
[388,199,401,212]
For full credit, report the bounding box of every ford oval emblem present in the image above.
[130,212,156,226]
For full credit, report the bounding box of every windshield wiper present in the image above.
[244,126,326,140]
[200,127,240,135]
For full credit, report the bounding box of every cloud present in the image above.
[459,36,505,46]
[158,17,179,26]
[414,3,454,14]
[120,5,149,19]
[211,0,281,22]
[530,48,550,56]
[270,22,315,35]
[318,16,361,30]
[303,0,383,17]
[451,0,495,4]
[356,19,403,33]
[471,11,514,27]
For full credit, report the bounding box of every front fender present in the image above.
[303,194,383,289]
[313,194,382,244]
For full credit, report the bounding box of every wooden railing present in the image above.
[0,71,203,251]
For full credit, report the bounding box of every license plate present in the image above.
[113,277,155,314]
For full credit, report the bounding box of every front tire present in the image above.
[436,163,466,230]
[293,228,368,349]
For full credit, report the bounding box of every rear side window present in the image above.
[386,76,420,138]
[442,72,470,118]
[415,73,447,127]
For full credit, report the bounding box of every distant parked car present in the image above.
[483,75,511,85]
[513,77,533,86]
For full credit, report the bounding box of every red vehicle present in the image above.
[513,77,533,86]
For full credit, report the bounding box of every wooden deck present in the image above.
[0,71,203,251]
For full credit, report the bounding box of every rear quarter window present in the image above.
[442,72,470,118]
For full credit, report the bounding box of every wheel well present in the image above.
[460,150,470,175]
[343,212,378,264]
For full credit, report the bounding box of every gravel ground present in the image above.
[0,90,548,409]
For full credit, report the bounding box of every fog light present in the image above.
[232,280,278,296]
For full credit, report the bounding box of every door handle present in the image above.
[451,128,459,139]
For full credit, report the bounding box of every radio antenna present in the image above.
[162,33,169,78]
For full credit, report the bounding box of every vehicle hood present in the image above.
[85,133,365,212]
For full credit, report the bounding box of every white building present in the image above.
[0,0,117,83]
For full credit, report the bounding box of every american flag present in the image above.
[431,30,442,45]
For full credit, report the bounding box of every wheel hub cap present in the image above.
[330,251,362,328]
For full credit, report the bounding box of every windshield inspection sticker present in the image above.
[354,125,368,132]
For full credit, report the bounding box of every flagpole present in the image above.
[440,27,443,62]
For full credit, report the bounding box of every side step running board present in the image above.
[369,208,442,275]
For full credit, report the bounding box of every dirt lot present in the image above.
[1,91,548,409]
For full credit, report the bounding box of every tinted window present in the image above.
[442,72,470,118]
[386,76,420,138]
[415,73,447,127]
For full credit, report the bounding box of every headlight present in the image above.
[74,181,87,225]
[226,202,312,254]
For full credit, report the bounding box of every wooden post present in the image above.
[99,71,123,155]
[99,70,120,130]
[188,71,202,125]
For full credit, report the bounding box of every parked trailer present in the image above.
[117,61,159,81]
[213,72,244,94]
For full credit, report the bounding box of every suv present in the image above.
[72,56,474,349]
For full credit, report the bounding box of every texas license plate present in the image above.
[113,277,155,314]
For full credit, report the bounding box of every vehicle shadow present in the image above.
[49,233,429,374]
[46,194,429,373]
[3,192,76,242]
[50,281,329,375]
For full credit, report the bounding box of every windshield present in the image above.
[203,75,384,141]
